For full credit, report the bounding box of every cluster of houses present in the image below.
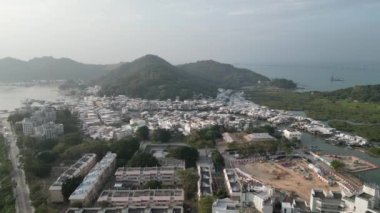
[20,106,64,139]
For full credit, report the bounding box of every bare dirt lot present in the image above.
[239,159,340,201]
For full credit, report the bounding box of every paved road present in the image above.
[3,120,34,213]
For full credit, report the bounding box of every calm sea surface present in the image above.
[0,85,64,111]
[245,63,380,91]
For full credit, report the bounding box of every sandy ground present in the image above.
[240,159,340,201]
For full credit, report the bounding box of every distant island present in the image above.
[0,56,120,82]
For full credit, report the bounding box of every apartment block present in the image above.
[97,189,184,209]
[223,169,242,200]
[115,166,183,187]
[49,153,97,203]
[69,152,117,206]
[309,189,345,212]
[197,165,213,198]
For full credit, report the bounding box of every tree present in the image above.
[62,176,83,201]
[177,169,199,199]
[128,153,160,167]
[330,160,345,170]
[59,132,82,146]
[198,196,214,213]
[211,151,225,172]
[152,128,171,143]
[215,189,229,199]
[169,146,199,168]
[136,126,150,140]
[143,180,162,189]
[110,137,140,166]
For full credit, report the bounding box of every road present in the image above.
[2,119,34,213]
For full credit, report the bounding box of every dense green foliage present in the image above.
[56,109,80,134]
[177,169,199,200]
[368,147,380,157]
[198,196,214,213]
[169,146,199,168]
[0,56,114,82]
[186,125,223,148]
[211,150,225,172]
[110,137,140,166]
[128,153,160,167]
[135,126,150,140]
[179,60,269,89]
[7,111,31,123]
[99,55,270,100]
[330,160,345,170]
[99,55,217,100]
[325,85,380,103]
[270,78,297,89]
[0,136,16,213]
[247,88,380,141]
[62,176,84,201]
[152,128,171,143]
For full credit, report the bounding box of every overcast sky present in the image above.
[1,0,379,64]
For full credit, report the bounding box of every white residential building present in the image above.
[69,152,117,206]
[197,165,213,198]
[212,198,240,213]
[309,189,345,212]
[114,166,183,187]
[97,189,184,209]
[22,118,34,135]
[49,153,97,203]
[223,169,242,200]
[283,129,302,140]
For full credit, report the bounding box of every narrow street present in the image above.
[2,119,34,213]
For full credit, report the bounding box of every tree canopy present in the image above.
[330,160,345,170]
[177,169,199,200]
[152,128,171,143]
[135,126,150,140]
[128,153,160,167]
[169,146,199,168]
[198,196,214,213]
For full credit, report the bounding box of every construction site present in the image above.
[238,158,340,201]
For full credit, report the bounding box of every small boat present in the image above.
[331,74,344,82]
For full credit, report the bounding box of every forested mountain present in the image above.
[98,55,269,99]
[178,60,269,89]
[322,85,380,102]
[0,57,118,82]
[98,55,217,99]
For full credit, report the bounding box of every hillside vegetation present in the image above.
[0,57,118,82]
[178,60,269,89]
[247,86,380,141]
[98,55,270,99]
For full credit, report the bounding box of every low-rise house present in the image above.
[212,198,240,213]
[244,133,276,143]
[283,129,302,140]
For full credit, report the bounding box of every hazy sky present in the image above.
[1,0,379,64]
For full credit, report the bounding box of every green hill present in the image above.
[0,56,117,82]
[178,60,269,89]
[98,55,217,99]
[99,56,270,100]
